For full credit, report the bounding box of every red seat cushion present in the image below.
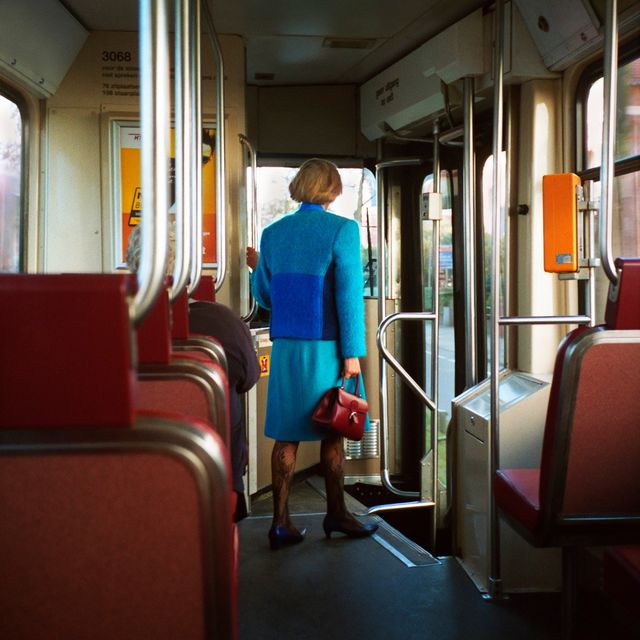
[494,468,541,533]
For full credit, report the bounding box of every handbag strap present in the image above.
[340,374,360,396]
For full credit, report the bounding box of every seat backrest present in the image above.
[136,278,172,365]
[0,274,135,428]
[138,357,231,449]
[172,287,191,339]
[604,258,640,329]
[0,413,236,640]
[174,335,229,373]
[539,334,640,535]
[191,274,216,302]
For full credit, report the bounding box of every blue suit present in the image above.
[250,202,367,441]
[251,202,366,358]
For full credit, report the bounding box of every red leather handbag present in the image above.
[312,376,368,441]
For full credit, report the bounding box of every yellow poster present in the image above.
[117,123,216,266]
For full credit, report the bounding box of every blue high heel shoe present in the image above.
[323,514,378,539]
[268,525,307,550]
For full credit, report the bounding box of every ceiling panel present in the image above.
[211,0,441,38]
[60,0,488,85]
[249,36,381,85]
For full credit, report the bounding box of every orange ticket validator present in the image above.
[542,173,580,273]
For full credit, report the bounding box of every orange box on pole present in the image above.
[542,173,580,273]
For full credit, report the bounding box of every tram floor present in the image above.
[240,476,633,640]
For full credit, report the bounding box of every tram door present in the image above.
[347,158,460,550]
[391,164,458,499]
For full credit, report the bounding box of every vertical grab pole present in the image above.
[429,121,441,548]
[170,0,193,302]
[240,134,258,322]
[190,0,202,293]
[133,0,170,326]
[462,77,477,388]
[376,161,393,496]
[585,181,598,327]
[201,0,226,293]
[187,0,204,295]
[487,0,505,600]
[599,0,619,286]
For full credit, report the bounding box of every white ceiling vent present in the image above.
[360,9,484,141]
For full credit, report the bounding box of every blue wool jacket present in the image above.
[251,202,366,358]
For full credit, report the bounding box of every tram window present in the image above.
[0,91,23,272]
[255,165,378,296]
[584,57,640,168]
[581,54,640,258]
[481,153,507,370]
[422,172,454,313]
[422,171,455,487]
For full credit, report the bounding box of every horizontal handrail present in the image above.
[499,315,592,326]
[375,158,422,171]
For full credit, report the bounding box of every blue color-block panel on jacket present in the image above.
[271,272,338,340]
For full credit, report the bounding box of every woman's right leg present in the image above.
[271,439,300,531]
[321,433,378,539]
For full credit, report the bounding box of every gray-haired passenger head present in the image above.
[125,224,176,274]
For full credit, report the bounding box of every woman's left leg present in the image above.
[268,439,306,550]
[321,432,378,538]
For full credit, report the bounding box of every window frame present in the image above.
[0,80,28,272]
[575,40,640,181]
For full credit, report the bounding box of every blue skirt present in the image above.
[264,338,369,442]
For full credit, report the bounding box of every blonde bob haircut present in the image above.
[288,158,342,204]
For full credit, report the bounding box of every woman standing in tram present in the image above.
[247,158,378,550]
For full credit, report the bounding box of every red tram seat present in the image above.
[135,281,231,449]
[494,258,640,637]
[494,326,640,545]
[0,274,237,640]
